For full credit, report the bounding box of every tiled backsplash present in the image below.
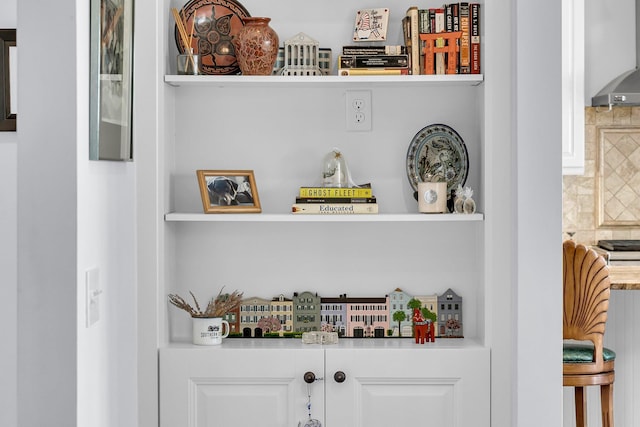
[563,106,640,244]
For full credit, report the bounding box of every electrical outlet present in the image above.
[346,90,372,131]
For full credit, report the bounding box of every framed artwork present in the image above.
[0,29,16,132]
[89,0,134,160]
[352,8,389,42]
[197,170,262,213]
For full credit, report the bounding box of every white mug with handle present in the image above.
[192,317,230,345]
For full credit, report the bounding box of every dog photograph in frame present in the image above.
[197,170,261,213]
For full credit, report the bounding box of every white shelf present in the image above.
[163,337,486,350]
[165,212,484,222]
[164,74,484,88]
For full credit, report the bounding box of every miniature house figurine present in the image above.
[281,32,322,76]
[438,288,463,337]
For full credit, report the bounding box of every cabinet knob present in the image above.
[303,371,317,384]
[333,371,346,383]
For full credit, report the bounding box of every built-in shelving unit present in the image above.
[130,0,540,423]
[158,0,490,344]
[140,0,514,424]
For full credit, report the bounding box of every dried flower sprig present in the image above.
[168,288,243,318]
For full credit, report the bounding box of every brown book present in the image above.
[406,6,421,75]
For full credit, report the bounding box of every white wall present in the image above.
[0,138,17,424]
[17,0,78,423]
[17,1,138,426]
[0,2,18,427]
[515,0,564,426]
[0,141,16,427]
[75,0,139,424]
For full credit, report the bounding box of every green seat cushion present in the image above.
[563,343,616,363]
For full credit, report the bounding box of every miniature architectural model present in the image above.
[239,296,272,337]
[224,288,462,338]
[320,294,348,336]
[345,296,388,338]
[281,32,322,76]
[389,288,414,336]
[438,288,463,337]
[270,294,293,335]
[293,291,321,332]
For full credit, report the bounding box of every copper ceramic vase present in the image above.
[232,17,279,75]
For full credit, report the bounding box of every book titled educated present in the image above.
[291,203,379,214]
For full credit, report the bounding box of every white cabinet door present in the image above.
[161,343,489,427]
[562,0,585,175]
[160,345,325,427]
[324,346,490,427]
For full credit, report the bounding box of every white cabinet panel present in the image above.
[160,345,325,427]
[353,381,455,426]
[325,346,490,427]
[191,380,290,426]
[161,341,490,427]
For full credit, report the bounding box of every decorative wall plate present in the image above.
[406,124,469,197]
[175,0,251,75]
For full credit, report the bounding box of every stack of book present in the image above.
[403,3,480,75]
[291,185,378,214]
[338,45,409,76]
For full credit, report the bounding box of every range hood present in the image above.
[592,1,640,107]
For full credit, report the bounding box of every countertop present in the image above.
[610,266,640,290]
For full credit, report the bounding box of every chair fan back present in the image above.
[563,240,611,346]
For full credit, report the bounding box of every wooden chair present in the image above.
[563,240,616,427]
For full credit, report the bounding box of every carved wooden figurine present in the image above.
[412,308,435,344]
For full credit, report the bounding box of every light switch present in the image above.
[86,267,101,327]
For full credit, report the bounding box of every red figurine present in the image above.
[412,308,435,344]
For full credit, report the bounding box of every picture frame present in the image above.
[0,29,16,132]
[353,8,390,42]
[197,170,262,213]
[89,0,134,160]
